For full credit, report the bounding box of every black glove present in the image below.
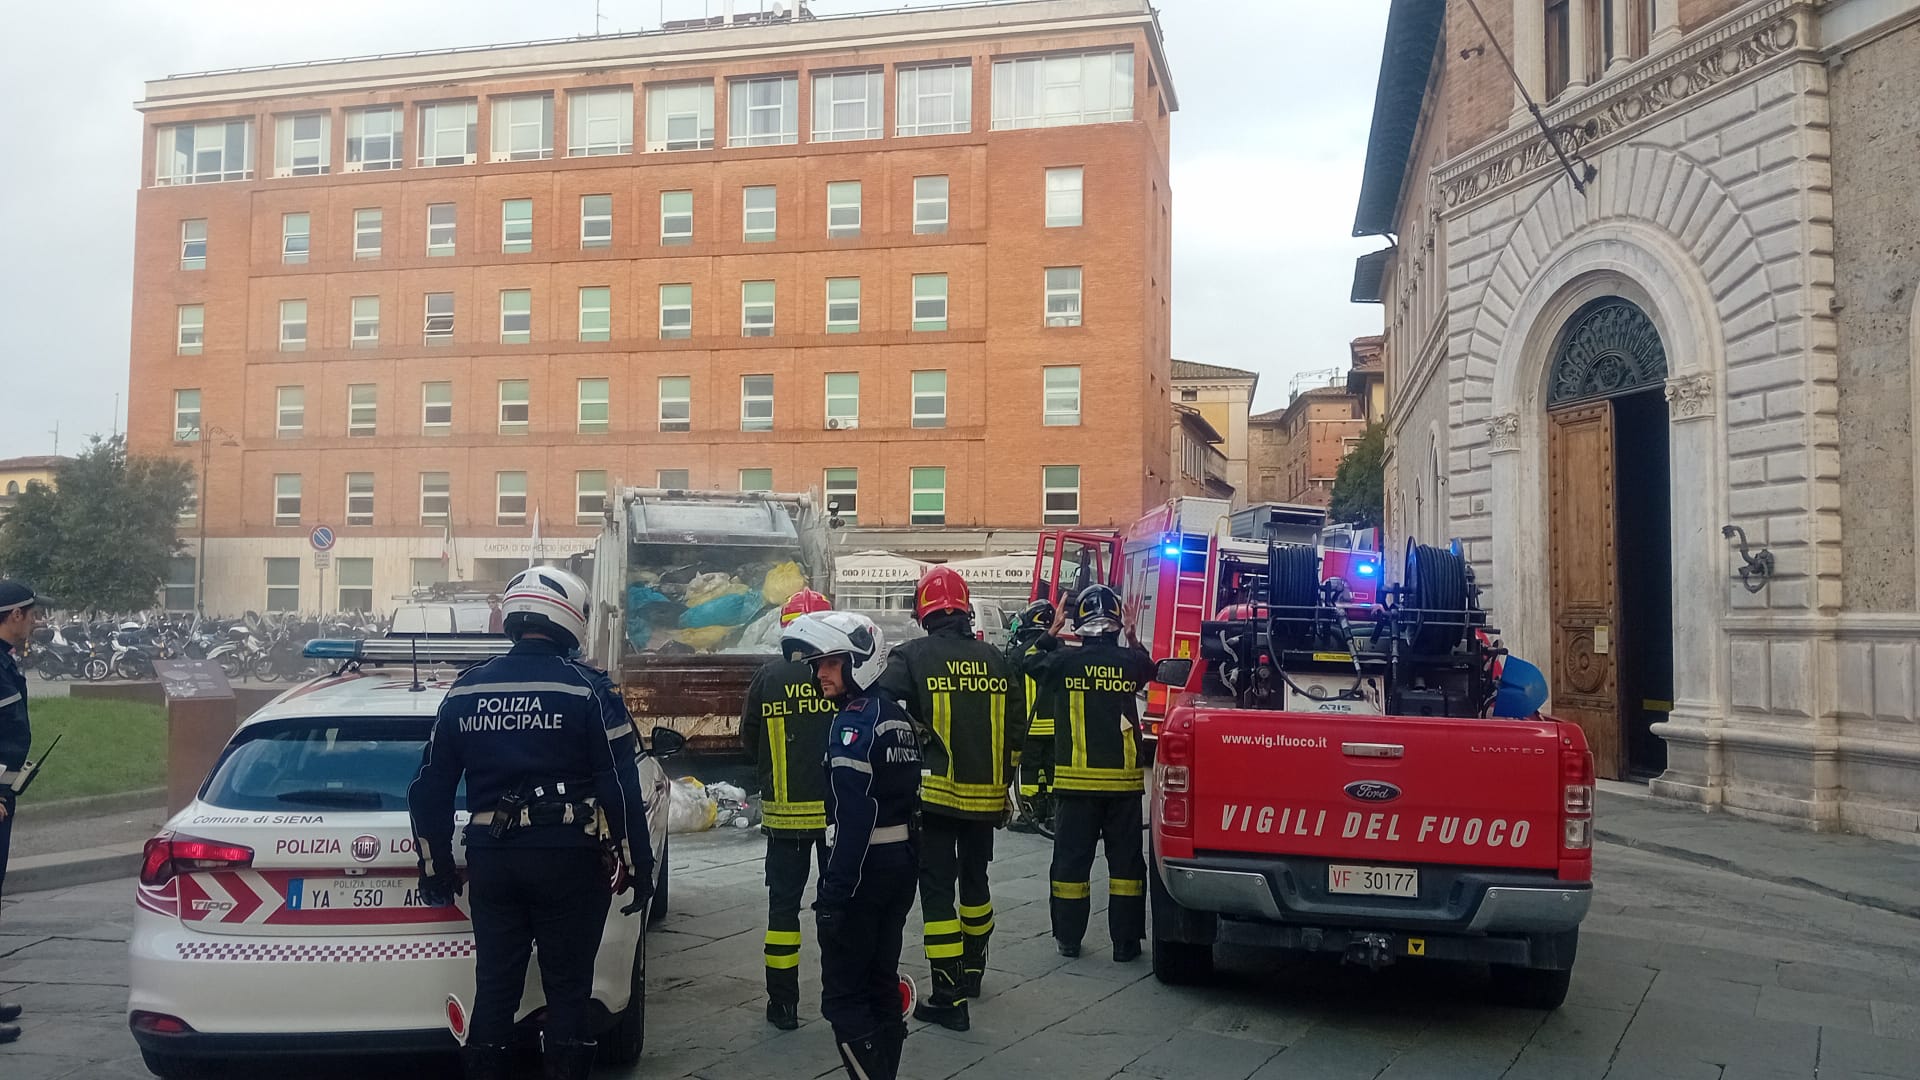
[417,870,463,908]
[618,866,655,916]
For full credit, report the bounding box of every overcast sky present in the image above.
[0,0,1390,459]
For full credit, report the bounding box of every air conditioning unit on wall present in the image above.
[827,417,859,430]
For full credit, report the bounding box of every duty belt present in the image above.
[868,824,911,844]
[471,801,597,828]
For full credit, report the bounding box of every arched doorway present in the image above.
[1546,298,1673,780]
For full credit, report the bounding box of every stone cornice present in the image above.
[1435,0,1817,217]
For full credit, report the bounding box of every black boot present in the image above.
[1056,939,1081,958]
[766,1000,800,1030]
[459,1042,510,1080]
[0,1022,18,1046]
[542,1039,598,1080]
[958,968,983,999]
[1113,940,1142,963]
[0,1002,20,1023]
[835,1028,890,1080]
[911,996,969,1032]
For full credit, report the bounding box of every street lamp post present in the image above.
[191,424,238,615]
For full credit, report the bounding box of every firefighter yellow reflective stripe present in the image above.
[1110,878,1145,897]
[765,930,802,946]
[921,777,1008,813]
[765,927,803,969]
[959,901,994,935]
[1051,880,1091,900]
[925,918,961,935]
[768,714,789,808]
[764,952,801,969]
[924,916,965,959]
[990,693,1006,785]
[1051,765,1145,793]
[927,940,965,958]
[1070,692,1088,769]
[1028,716,1055,736]
[958,902,992,918]
[761,801,827,831]
[1121,715,1137,773]
[933,692,953,779]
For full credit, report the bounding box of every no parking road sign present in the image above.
[310,525,336,551]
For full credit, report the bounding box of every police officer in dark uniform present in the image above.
[0,580,43,1046]
[781,611,920,1080]
[1032,585,1156,961]
[877,566,1023,1031]
[1005,599,1058,832]
[741,588,836,1029]
[409,567,654,1080]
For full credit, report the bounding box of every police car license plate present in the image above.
[1327,864,1418,898]
[285,876,428,911]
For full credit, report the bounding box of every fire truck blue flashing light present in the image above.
[1162,534,1181,559]
[1356,561,1378,576]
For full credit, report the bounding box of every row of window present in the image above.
[171,366,1082,445]
[230,463,1082,531]
[176,269,1084,354]
[155,51,1136,184]
[180,167,1083,273]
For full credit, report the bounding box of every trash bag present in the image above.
[707,782,757,830]
[728,607,785,654]
[681,590,765,629]
[667,777,718,834]
[626,583,669,648]
[670,625,734,651]
[761,561,806,605]
[685,572,744,609]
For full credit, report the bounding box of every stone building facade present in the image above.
[1356,0,1920,840]
[1170,360,1258,507]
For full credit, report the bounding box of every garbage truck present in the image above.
[581,488,835,753]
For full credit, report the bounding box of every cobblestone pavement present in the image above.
[2,825,1917,1080]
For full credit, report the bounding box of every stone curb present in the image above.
[19,789,166,824]
[7,843,146,896]
[1594,827,1920,921]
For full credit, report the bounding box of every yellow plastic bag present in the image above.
[685,572,746,609]
[762,561,806,604]
[671,625,733,651]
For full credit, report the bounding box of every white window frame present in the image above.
[912,274,948,332]
[418,101,478,167]
[660,190,692,245]
[581,194,613,249]
[422,381,453,434]
[824,467,858,524]
[345,472,375,527]
[499,289,532,344]
[424,293,454,346]
[1044,365,1082,427]
[491,93,554,161]
[495,472,528,526]
[347,383,377,436]
[265,557,301,612]
[910,467,947,526]
[897,63,972,137]
[728,75,798,147]
[742,281,775,338]
[275,386,305,438]
[498,380,530,435]
[991,51,1136,130]
[659,284,692,339]
[741,374,774,432]
[577,378,610,434]
[275,113,330,177]
[827,181,861,238]
[825,372,859,426]
[1045,167,1084,228]
[575,470,609,525]
[911,370,947,429]
[568,87,633,156]
[502,199,533,254]
[173,389,201,442]
[177,305,204,355]
[913,175,949,235]
[658,376,691,432]
[646,81,715,151]
[812,69,883,142]
[1042,465,1081,526]
[826,278,861,333]
[279,299,308,351]
[281,213,310,265]
[353,208,382,259]
[427,203,456,256]
[350,296,380,349]
[337,557,375,612]
[180,219,207,270]
[1045,267,1084,327]
[739,468,774,493]
[579,287,611,342]
[345,106,402,171]
[420,472,451,525]
[743,185,776,242]
[273,474,303,527]
[155,119,254,186]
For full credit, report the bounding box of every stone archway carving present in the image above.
[1548,298,1669,408]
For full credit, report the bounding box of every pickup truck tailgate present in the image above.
[1191,710,1563,870]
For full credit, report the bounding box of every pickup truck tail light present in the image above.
[1156,711,1195,839]
[139,832,256,888]
[1558,737,1596,879]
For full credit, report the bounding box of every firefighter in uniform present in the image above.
[0,580,43,1046]
[1033,585,1156,961]
[782,611,921,1080]
[409,567,654,1080]
[1005,600,1058,832]
[877,567,1023,1031]
[741,588,837,1029]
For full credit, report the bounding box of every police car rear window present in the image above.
[200,717,464,813]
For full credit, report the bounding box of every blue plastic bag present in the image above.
[679,590,764,629]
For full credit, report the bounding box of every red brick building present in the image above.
[127,0,1176,613]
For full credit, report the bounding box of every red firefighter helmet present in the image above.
[914,565,972,623]
[780,589,833,626]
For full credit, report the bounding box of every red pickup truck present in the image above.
[1143,541,1595,1009]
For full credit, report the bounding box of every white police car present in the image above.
[127,637,678,1078]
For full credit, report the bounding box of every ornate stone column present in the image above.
[1651,371,1726,806]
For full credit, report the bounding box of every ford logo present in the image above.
[1344,781,1402,803]
[351,835,381,863]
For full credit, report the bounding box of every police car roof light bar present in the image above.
[302,637,514,665]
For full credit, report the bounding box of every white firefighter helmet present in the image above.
[780,610,888,693]
[500,566,591,650]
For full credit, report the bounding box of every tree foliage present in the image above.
[1329,423,1387,530]
[0,436,193,614]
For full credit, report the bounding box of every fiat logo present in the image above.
[350,835,381,862]
[1344,780,1402,803]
